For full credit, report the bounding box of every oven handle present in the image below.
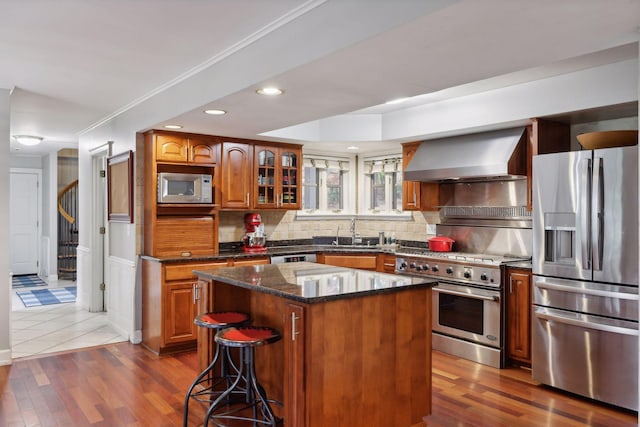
[434,287,499,302]
[534,279,639,301]
[534,307,639,336]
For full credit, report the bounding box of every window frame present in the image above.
[297,153,355,217]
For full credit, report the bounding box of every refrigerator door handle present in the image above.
[534,278,639,300]
[580,158,591,270]
[534,307,639,336]
[592,156,604,271]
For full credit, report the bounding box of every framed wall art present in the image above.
[107,150,134,223]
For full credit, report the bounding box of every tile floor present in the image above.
[11,277,127,358]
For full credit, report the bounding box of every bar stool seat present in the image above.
[183,311,251,427]
[204,326,282,427]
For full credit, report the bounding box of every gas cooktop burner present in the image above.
[395,249,530,288]
[395,248,528,266]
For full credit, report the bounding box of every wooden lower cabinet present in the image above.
[142,257,267,355]
[200,280,432,427]
[317,253,393,272]
[506,267,532,365]
[378,253,396,273]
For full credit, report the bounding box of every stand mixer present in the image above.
[242,213,267,253]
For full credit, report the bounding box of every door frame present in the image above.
[9,168,42,277]
[88,142,112,312]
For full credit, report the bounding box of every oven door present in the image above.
[432,281,501,348]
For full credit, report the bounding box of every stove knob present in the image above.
[446,267,453,274]
[400,261,407,269]
[463,271,472,279]
[431,266,439,273]
[480,273,488,281]
[423,264,430,271]
[409,263,417,269]
[415,265,423,272]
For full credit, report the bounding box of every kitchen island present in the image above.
[193,262,437,427]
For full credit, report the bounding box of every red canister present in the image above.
[428,236,455,252]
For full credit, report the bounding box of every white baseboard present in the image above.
[0,349,12,366]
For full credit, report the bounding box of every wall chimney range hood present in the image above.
[404,127,528,182]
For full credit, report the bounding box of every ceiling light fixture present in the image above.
[257,87,283,96]
[13,135,44,146]
[347,145,360,150]
[164,124,183,129]
[204,109,227,115]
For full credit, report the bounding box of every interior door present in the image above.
[10,172,39,275]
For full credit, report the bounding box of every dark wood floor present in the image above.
[0,342,637,426]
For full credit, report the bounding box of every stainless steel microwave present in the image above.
[157,172,213,204]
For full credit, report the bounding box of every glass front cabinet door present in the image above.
[254,145,301,209]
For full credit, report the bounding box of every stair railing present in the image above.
[58,179,78,280]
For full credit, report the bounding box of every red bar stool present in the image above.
[204,326,282,427]
[183,311,251,427]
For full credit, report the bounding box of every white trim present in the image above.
[296,213,411,221]
[0,349,11,366]
[90,146,110,312]
[79,0,328,135]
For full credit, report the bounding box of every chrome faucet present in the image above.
[350,217,361,245]
[332,226,340,245]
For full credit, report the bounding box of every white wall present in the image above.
[0,89,11,365]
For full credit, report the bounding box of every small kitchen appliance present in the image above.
[157,172,213,204]
[242,213,267,253]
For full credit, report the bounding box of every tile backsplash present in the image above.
[219,210,440,245]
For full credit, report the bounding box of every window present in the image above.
[362,156,404,215]
[300,155,352,214]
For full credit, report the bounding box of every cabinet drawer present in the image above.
[165,261,228,281]
[232,257,270,267]
[321,254,378,270]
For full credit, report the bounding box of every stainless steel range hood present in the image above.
[404,127,527,182]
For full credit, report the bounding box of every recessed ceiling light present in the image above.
[385,97,409,105]
[347,145,360,150]
[257,87,283,96]
[204,109,226,115]
[164,124,183,129]
[13,135,43,146]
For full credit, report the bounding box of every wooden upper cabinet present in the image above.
[188,136,217,164]
[253,145,301,209]
[154,132,217,165]
[401,141,439,211]
[156,134,189,162]
[221,141,251,209]
[526,119,571,210]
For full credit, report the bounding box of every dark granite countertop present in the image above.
[504,260,533,270]
[141,244,399,263]
[193,261,437,303]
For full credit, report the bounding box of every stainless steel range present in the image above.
[396,249,528,368]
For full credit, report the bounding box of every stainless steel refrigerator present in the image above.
[532,145,639,411]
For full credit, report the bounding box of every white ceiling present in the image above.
[3,0,639,156]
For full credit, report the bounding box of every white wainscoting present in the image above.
[76,245,91,311]
[107,256,139,343]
